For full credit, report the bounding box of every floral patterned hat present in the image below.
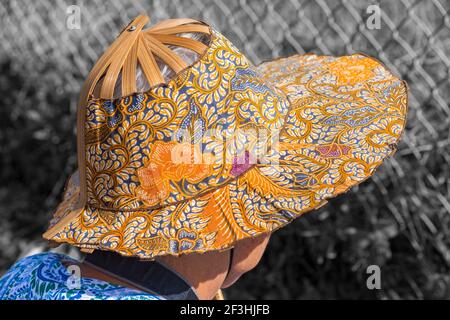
[43,15,408,259]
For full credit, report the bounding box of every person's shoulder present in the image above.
[4,252,74,276]
[0,252,161,300]
[12,252,71,267]
[0,252,74,300]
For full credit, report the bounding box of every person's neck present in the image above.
[157,251,229,300]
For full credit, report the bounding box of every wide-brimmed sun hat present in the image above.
[43,14,408,259]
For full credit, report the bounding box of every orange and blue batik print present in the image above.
[46,29,407,259]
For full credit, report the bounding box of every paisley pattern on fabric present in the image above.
[0,253,160,300]
[45,31,407,259]
[83,30,289,211]
[135,141,214,206]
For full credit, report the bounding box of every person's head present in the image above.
[43,16,408,302]
[157,233,270,299]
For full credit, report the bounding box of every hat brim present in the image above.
[44,53,408,258]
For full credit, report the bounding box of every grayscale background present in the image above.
[0,0,449,299]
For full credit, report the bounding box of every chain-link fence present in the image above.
[0,0,449,299]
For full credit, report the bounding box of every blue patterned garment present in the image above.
[0,252,161,300]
